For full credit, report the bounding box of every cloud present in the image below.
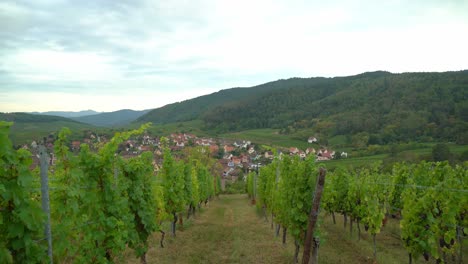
[0,0,467,112]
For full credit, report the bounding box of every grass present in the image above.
[121,194,294,263]
[323,154,389,169]
[8,121,96,145]
[121,194,454,264]
[220,129,311,150]
[131,120,210,138]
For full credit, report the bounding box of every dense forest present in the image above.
[138,71,467,144]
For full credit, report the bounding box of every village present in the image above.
[21,132,347,188]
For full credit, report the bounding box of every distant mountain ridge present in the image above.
[31,110,101,118]
[27,108,152,127]
[72,109,152,127]
[0,112,84,123]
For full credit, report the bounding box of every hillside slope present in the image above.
[137,77,328,124]
[0,112,95,144]
[203,71,468,143]
[72,109,151,127]
[31,110,101,118]
[138,70,468,143]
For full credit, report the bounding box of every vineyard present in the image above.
[248,155,467,263]
[0,122,221,263]
[1,120,467,263]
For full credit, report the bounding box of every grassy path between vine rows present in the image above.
[122,194,446,264]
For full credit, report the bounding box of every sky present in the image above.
[1,0,468,112]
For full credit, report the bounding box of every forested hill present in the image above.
[138,71,468,143]
[136,77,328,124]
[0,112,95,144]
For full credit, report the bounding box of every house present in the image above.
[264,151,274,159]
[175,140,185,147]
[139,145,151,152]
[210,144,219,154]
[232,156,241,165]
[308,137,318,143]
[49,153,56,166]
[289,147,299,155]
[195,138,214,147]
[126,140,134,148]
[142,136,159,146]
[316,149,334,161]
[299,151,307,159]
[233,140,250,148]
[306,148,316,155]
[185,133,196,140]
[71,141,81,151]
[46,142,54,150]
[224,145,235,153]
[240,154,250,163]
[248,147,255,154]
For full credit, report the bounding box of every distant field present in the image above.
[323,154,389,169]
[8,121,96,145]
[220,128,312,150]
[132,120,209,137]
[400,144,468,155]
[323,144,468,169]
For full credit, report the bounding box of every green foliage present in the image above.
[400,162,466,262]
[122,151,160,258]
[196,163,214,202]
[0,113,96,145]
[432,143,452,161]
[246,172,255,198]
[359,165,387,235]
[0,121,45,263]
[323,160,467,262]
[0,121,223,262]
[137,82,288,124]
[223,179,246,194]
[160,148,185,217]
[182,163,194,206]
[460,150,468,161]
[50,124,153,262]
[254,155,319,245]
[50,127,85,260]
[189,165,200,207]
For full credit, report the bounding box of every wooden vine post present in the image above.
[302,167,326,264]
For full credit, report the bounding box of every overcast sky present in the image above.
[1,0,467,112]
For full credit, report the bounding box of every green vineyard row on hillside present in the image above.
[0,122,221,263]
[249,156,467,263]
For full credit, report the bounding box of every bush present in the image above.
[223,179,246,194]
